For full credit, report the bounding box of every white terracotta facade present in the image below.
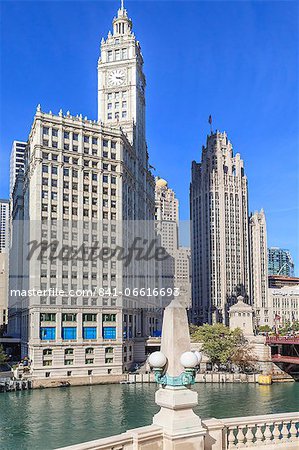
[249,209,269,326]
[8,3,161,379]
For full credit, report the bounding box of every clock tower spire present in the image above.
[97,2,146,151]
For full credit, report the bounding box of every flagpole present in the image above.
[208,115,213,135]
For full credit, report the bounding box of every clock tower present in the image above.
[98,1,146,150]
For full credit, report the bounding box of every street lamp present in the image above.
[149,350,202,387]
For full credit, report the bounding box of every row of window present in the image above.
[40,298,117,307]
[41,174,117,188]
[42,200,116,213]
[43,129,117,148]
[40,326,116,341]
[42,165,117,177]
[43,347,98,356]
[42,141,118,155]
[107,111,127,120]
[108,101,127,110]
[40,313,116,322]
[107,90,126,100]
[42,154,117,165]
[107,48,128,61]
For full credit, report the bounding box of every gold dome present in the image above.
[156,178,168,187]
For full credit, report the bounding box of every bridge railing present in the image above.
[204,412,299,449]
[266,336,299,344]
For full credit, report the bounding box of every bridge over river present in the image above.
[266,336,299,380]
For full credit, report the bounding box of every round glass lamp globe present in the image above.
[148,351,167,368]
[194,351,202,364]
[180,351,198,368]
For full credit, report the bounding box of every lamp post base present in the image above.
[153,386,206,449]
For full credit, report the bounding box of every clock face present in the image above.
[108,69,126,86]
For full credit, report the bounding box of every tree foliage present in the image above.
[257,325,272,333]
[190,323,256,370]
[231,344,257,372]
[279,321,299,334]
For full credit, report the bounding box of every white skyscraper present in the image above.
[9,3,159,379]
[10,141,26,199]
[155,178,179,255]
[0,254,8,328]
[0,200,9,254]
[0,200,9,329]
[249,209,269,326]
[155,178,191,308]
[190,131,250,325]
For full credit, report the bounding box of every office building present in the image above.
[268,247,295,277]
[190,131,250,324]
[249,209,269,326]
[9,2,159,378]
[10,141,26,199]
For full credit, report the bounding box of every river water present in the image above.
[0,382,298,450]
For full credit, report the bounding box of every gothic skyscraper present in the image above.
[190,131,250,324]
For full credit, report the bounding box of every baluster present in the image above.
[281,421,290,441]
[227,427,236,448]
[236,426,246,447]
[272,422,281,443]
[289,420,297,441]
[264,423,273,444]
[255,423,264,446]
[245,426,254,447]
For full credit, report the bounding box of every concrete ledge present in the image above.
[32,374,126,389]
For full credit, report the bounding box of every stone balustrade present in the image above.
[57,425,164,450]
[58,412,298,450]
[203,412,299,450]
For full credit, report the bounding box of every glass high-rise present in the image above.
[268,247,295,277]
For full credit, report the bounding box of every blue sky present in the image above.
[0,0,298,273]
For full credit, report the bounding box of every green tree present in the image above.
[190,323,257,371]
[0,345,8,365]
[257,325,272,333]
[279,321,299,335]
[190,323,243,366]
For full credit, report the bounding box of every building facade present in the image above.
[268,275,299,289]
[9,3,160,378]
[10,141,26,199]
[190,131,250,325]
[155,178,179,256]
[229,296,254,337]
[249,209,269,326]
[0,199,9,254]
[0,200,9,330]
[0,253,8,329]
[268,247,295,277]
[155,178,191,308]
[175,247,191,309]
[267,286,299,328]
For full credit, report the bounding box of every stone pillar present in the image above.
[152,298,206,449]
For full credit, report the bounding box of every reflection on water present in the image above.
[0,382,298,450]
